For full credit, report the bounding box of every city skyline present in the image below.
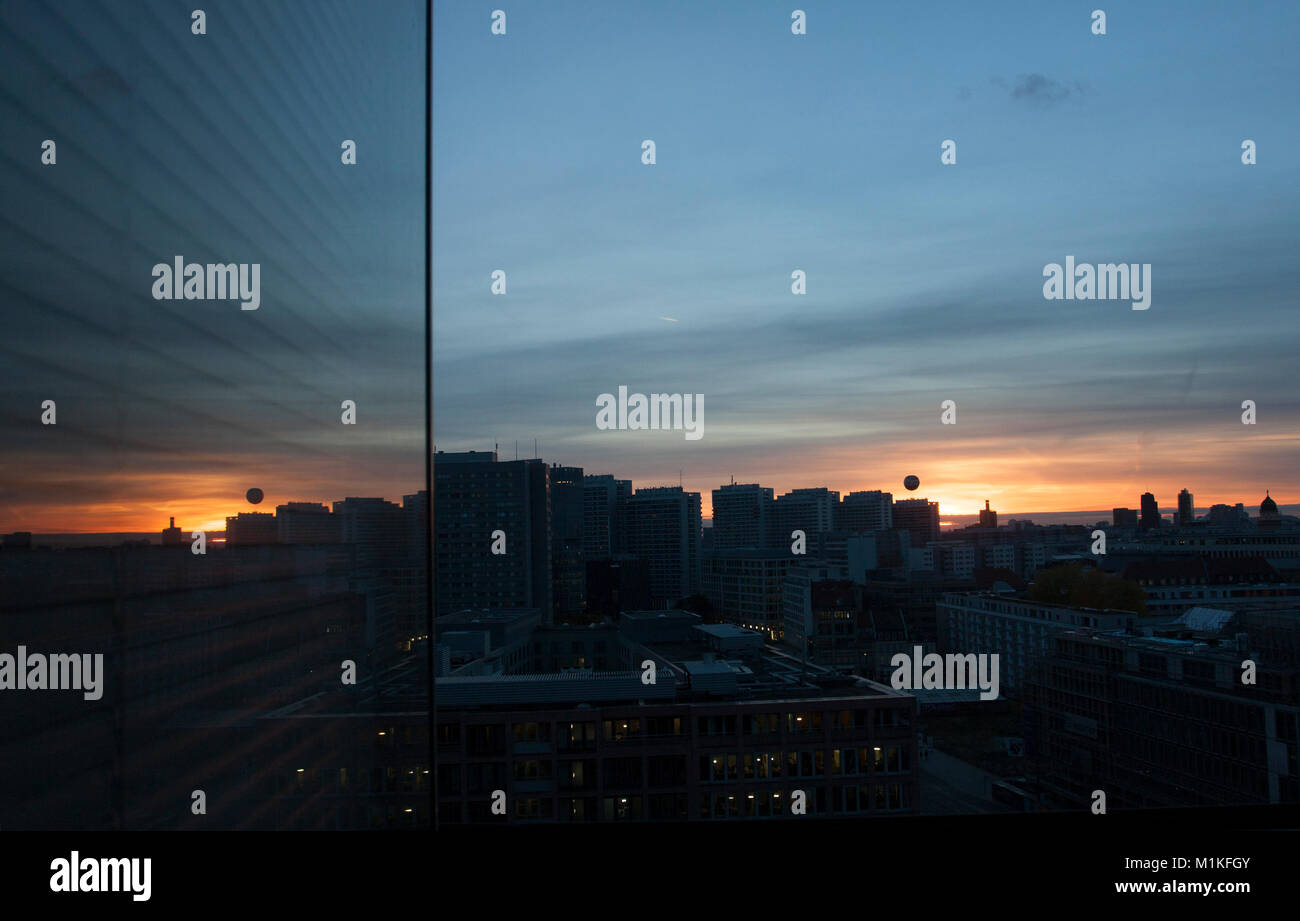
[433,0,1300,529]
[9,453,1291,536]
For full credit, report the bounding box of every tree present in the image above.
[676,593,720,622]
[1029,562,1147,614]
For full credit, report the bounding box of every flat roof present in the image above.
[695,623,761,638]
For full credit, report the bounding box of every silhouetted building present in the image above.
[582,475,631,560]
[772,488,839,546]
[711,483,774,550]
[276,502,342,544]
[1112,507,1138,528]
[550,464,587,619]
[1208,503,1247,526]
[434,450,553,622]
[1139,492,1160,531]
[225,511,277,545]
[892,498,940,548]
[1260,492,1282,531]
[161,516,184,546]
[626,486,702,603]
[333,497,405,559]
[1177,489,1195,526]
[978,500,997,529]
[838,491,893,533]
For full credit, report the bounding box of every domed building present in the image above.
[1259,492,1280,530]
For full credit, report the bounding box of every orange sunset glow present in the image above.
[4,422,1295,534]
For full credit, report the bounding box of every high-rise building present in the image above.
[782,560,847,655]
[332,497,410,664]
[434,450,553,622]
[701,548,792,638]
[333,497,406,559]
[1139,492,1161,531]
[582,474,631,560]
[398,491,431,650]
[978,500,997,529]
[276,502,342,544]
[771,488,839,546]
[711,483,774,549]
[626,486,702,603]
[1112,507,1139,528]
[403,490,429,553]
[838,491,893,533]
[1177,489,1195,526]
[892,498,940,548]
[550,464,587,619]
[225,511,277,545]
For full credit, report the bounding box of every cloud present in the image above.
[1007,73,1085,107]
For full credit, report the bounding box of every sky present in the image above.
[2,1,1297,533]
[433,0,1300,519]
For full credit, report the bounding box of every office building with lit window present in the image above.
[432,612,917,823]
[701,548,793,639]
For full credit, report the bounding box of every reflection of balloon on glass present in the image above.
[246,488,264,505]
[903,475,920,492]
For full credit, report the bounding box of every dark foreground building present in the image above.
[264,610,919,825]
[1025,618,1300,809]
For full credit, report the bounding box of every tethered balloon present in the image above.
[903,475,920,491]
[246,488,264,505]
